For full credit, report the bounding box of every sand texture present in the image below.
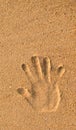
[0,0,76,130]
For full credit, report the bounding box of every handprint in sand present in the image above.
[17,56,65,112]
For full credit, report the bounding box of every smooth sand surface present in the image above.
[0,0,76,130]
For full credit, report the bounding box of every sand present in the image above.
[0,0,76,130]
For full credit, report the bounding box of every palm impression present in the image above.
[17,56,65,112]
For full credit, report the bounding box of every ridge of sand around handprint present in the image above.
[17,56,65,113]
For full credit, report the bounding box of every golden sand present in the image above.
[0,0,76,130]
